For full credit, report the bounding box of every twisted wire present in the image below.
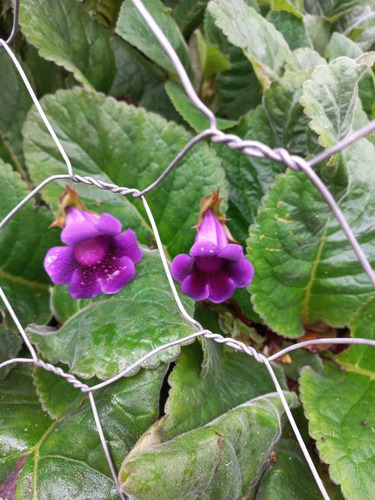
[1,1,375,500]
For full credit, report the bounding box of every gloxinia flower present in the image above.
[171,192,254,303]
[44,206,142,299]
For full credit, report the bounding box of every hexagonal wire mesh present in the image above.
[2,1,375,499]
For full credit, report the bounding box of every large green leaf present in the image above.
[300,360,375,499]
[216,106,283,246]
[249,136,375,337]
[170,0,209,36]
[267,10,309,50]
[0,52,32,173]
[119,392,298,500]
[160,340,287,440]
[208,0,290,88]
[0,161,60,327]
[0,363,166,499]
[116,0,190,73]
[28,250,195,379]
[300,57,367,148]
[23,87,225,258]
[19,0,115,92]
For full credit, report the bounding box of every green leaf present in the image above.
[165,81,237,132]
[208,0,290,88]
[284,48,326,73]
[328,32,363,60]
[267,10,309,50]
[203,11,262,119]
[28,250,195,380]
[0,52,32,173]
[300,358,375,500]
[33,366,88,420]
[0,326,22,379]
[23,45,63,98]
[82,0,123,28]
[120,392,298,500]
[216,106,284,245]
[270,0,303,17]
[302,0,367,21]
[300,57,367,148]
[116,0,190,74]
[23,87,226,258]
[255,438,323,499]
[160,340,287,440]
[263,70,315,156]
[249,135,375,337]
[170,0,209,37]
[19,0,115,92]
[303,15,331,56]
[281,344,324,381]
[0,161,60,327]
[0,364,166,499]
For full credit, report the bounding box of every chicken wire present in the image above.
[1,1,375,499]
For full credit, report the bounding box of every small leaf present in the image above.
[302,0,366,21]
[270,0,303,17]
[267,10,309,50]
[116,0,190,73]
[208,0,290,88]
[160,340,287,440]
[120,392,298,500]
[284,48,326,73]
[165,81,237,132]
[28,250,196,379]
[300,57,367,148]
[0,364,167,499]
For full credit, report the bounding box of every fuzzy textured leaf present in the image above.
[120,392,297,500]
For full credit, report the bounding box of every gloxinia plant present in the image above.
[44,186,142,299]
[171,190,254,302]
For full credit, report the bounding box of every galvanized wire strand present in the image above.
[0,0,19,46]
[131,0,217,130]
[0,39,74,177]
[268,337,375,362]
[88,392,127,500]
[262,357,330,500]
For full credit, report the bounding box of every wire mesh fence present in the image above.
[1,1,375,499]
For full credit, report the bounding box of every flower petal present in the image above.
[181,272,208,301]
[228,258,254,287]
[207,274,236,303]
[113,229,142,264]
[61,208,122,246]
[171,254,194,282]
[218,244,244,262]
[100,256,136,294]
[195,208,228,249]
[190,241,219,258]
[61,207,101,245]
[68,268,101,299]
[44,246,76,285]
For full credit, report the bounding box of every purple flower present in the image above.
[44,207,142,299]
[171,207,254,303]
